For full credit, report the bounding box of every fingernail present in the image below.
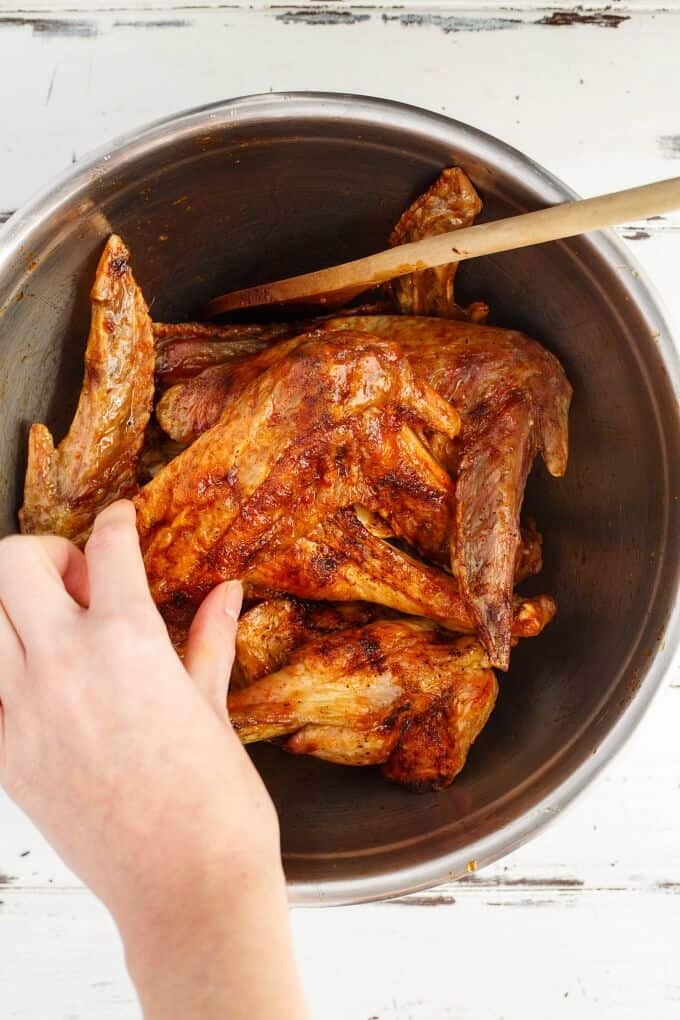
[223,580,243,622]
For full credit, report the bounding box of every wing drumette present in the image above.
[229,619,498,791]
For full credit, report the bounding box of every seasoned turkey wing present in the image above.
[151,314,568,665]
[20,235,154,544]
[136,331,461,637]
[155,324,434,447]
[154,316,569,477]
[233,598,380,688]
[387,167,488,322]
[244,508,555,650]
[323,315,571,667]
[228,620,498,791]
[325,316,571,477]
[153,320,298,387]
[235,517,544,687]
[157,334,309,445]
[152,299,393,389]
[244,507,477,633]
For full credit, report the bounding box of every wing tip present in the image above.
[91,234,132,302]
[18,422,57,534]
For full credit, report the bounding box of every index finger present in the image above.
[85,500,153,614]
[0,534,86,641]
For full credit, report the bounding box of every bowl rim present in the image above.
[2,92,679,905]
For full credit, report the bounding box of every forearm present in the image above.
[121,851,308,1020]
[0,507,308,1020]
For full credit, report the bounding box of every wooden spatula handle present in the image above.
[205,176,680,316]
[428,175,680,264]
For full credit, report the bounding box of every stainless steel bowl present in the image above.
[1,94,678,905]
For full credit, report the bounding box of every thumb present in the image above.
[184,580,243,717]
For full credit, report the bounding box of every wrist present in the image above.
[117,833,285,961]
[119,847,306,1020]
[110,769,282,937]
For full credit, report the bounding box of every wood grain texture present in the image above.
[0,4,679,1018]
[1,886,680,1019]
[0,1,671,10]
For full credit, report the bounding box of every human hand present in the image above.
[0,500,307,1019]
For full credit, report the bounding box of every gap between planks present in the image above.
[0,3,679,36]
[384,878,680,907]
[0,1,677,13]
[1,877,679,897]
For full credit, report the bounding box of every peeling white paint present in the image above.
[0,2,679,1018]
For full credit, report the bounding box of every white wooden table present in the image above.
[1,2,679,1017]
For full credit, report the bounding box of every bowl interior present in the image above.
[0,96,678,902]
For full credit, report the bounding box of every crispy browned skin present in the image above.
[136,331,462,639]
[156,335,305,444]
[234,599,380,688]
[323,315,571,666]
[153,377,555,663]
[228,620,498,790]
[387,168,488,322]
[244,508,476,632]
[324,316,570,476]
[154,316,569,477]
[235,517,544,688]
[152,314,568,665]
[19,236,154,544]
[243,508,554,648]
[153,314,409,445]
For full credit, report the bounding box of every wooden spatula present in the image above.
[204,177,680,317]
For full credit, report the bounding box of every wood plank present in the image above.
[0,8,679,298]
[1,1,672,11]
[1,0,668,10]
[0,10,676,198]
[1,886,679,1019]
